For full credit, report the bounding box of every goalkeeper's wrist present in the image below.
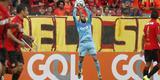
[82,1,85,7]
[74,5,77,8]
[83,5,86,8]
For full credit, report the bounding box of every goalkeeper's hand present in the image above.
[74,0,78,8]
[81,0,85,7]
[76,0,85,7]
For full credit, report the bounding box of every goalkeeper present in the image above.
[73,0,102,80]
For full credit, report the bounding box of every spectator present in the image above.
[30,0,45,7]
[21,0,29,4]
[110,0,119,9]
[97,0,107,7]
[46,0,54,6]
[132,0,139,8]
[11,0,21,7]
[104,6,109,16]
[122,0,131,3]
[122,1,131,16]
[38,6,46,15]
[141,0,153,16]
[86,0,95,8]
[154,0,160,8]
[70,0,75,6]
[116,8,122,16]
[86,0,104,16]
[96,8,102,16]
[45,6,53,15]
[46,0,58,7]
[47,0,58,12]
[53,0,66,16]
[64,0,72,15]
[130,8,142,16]
[110,8,116,16]
[85,3,90,9]
[91,5,97,16]
[153,0,160,14]
[96,0,106,16]
[21,0,31,14]
[107,0,114,6]
[30,0,45,13]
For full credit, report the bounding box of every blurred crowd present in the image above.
[10,0,160,16]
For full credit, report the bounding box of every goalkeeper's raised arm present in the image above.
[73,0,78,25]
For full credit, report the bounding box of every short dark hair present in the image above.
[16,4,26,14]
[57,0,65,6]
[151,10,159,19]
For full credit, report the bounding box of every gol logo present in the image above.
[27,54,82,80]
[112,54,160,80]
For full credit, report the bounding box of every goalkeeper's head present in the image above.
[79,11,86,23]
[151,10,159,19]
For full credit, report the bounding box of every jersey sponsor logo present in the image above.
[80,26,89,31]
[20,28,23,32]
[147,22,154,25]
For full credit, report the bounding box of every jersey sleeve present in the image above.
[73,7,79,26]
[9,17,18,33]
[0,18,9,25]
[84,7,92,23]
[0,8,10,26]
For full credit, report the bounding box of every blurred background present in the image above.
[9,0,160,17]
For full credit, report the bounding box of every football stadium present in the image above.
[0,0,160,80]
